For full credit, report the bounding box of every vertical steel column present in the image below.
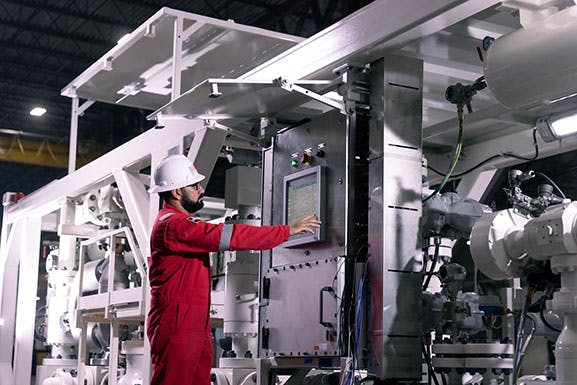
[258,146,273,361]
[367,56,423,380]
[344,68,370,259]
[108,319,120,385]
[171,15,184,100]
[68,97,95,173]
[13,216,41,385]
[68,97,79,174]
[343,67,371,360]
[76,320,89,385]
[0,220,20,385]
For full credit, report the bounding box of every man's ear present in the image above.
[169,188,181,201]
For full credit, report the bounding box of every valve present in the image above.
[445,78,487,113]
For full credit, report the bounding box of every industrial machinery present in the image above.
[2,1,577,385]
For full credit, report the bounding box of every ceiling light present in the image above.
[30,107,46,117]
[536,110,577,142]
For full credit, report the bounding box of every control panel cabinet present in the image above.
[260,110,347,358]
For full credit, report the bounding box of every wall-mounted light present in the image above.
[536,110,577,142]
[29,107,46,117]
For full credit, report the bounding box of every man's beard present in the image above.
[182,194,204,213]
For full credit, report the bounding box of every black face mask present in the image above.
[182,192,204,214]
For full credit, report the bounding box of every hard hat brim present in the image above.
[148,173,205,193]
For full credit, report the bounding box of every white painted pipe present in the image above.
[484,5,577,110]
[556,313,577,385]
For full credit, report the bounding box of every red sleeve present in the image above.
[164,217,223,253]
[229,224,290,251]
[162,216,290,253]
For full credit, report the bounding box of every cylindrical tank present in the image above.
[484,6,577,110]
[82,259,106,294]
[98,255,130,293]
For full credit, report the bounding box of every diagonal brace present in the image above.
[204,120,264,148]
[277,77,345,113]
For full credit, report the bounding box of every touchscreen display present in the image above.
[286,173,317,225]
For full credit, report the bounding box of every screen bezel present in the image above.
[282,165,325,247]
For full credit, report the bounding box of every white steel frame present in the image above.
[75,227,147,385]
[4,1,575,385]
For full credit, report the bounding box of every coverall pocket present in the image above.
[173,302,207,331]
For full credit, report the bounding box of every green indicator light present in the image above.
[290,159,299,168]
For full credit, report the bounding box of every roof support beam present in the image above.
[244,0,500,81]
[0,0,138,29]
[0,77,73,95]
[0,18,114,48]
[249,0,313,30]
[0,40,94,66]
[0,59,76,83]
[233,0,316,18]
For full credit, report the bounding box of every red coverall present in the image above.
[147,202,290,385]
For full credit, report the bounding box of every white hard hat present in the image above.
[148,154,205,193]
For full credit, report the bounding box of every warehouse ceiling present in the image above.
[1,0,576,205]
[0,0,371,197]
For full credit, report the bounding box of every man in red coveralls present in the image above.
[147,154,320,385]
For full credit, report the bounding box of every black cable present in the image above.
[428,128,539,180]
[539,297,562,333]
[534,171,566,199]
[513,288,534,382]
[425,343,432,385]
[422,343,441,385]
[441,373,448,385]
[527,295,546,313]
[347,262,359,374]
[428,154,501,178]
[505,128,539,162]
[422,242,439,291]
[332,260,344,301]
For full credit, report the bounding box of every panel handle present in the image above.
[319,286,335,327]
